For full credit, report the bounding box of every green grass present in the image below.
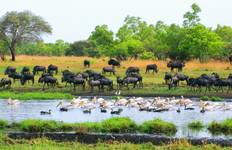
[187,121,204,130]
[200,96,224,101]
[0,135,228,150]
[139,119,177,136]
[100,117,137,133]
[0,56,231,98]
[208,119,232,135]
[17,117,137,133]
[0,120,8,129]
[0,91,74,100]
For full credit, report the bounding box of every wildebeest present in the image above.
[102,66,115,75]
[70,76,85,90]
[21,67,30,75]
[174,73,189,85]
[21,74,35,85]
[47,64,58,74]
[88,80,101,92]
[123,76,139,89]
[38,75,58,90]
[167,60,185,72]
[0,78,11,88]
[164,72,172,84]
[127,73,143,88]
[85,70,103,80]
[229,56,232,64]
[33,66,46,75]
[4,66,16,75]
[8,72,22,82]
[108,58,120,67]
[145,64,158,74]
[84,60,90,68]
[126,67,139,76]
[99,77,113,91]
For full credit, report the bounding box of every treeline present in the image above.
[2,3,232,62]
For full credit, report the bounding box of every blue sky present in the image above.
[0,0,231,42]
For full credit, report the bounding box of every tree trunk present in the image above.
[10,47,16,61]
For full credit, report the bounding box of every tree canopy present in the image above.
[0,11,52,61]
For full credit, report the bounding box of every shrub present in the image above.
[187,121,204,130]
[19,119,60,132]
[139,51,155,60]
[101,117,137,133]
[200,96,223,101]
[139,119,177,136]
[0,120,8,129]
[208,119,232,135]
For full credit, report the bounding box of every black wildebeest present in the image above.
[4,66,16,75]
[84,60,90,68]
[127,73,143,88]
[33,66,46,75]
[167,60,185,72]
[0,78,11,88]
[145,64,158,74]
[102,66,115,75]
[47,64,58,74]
[8,72,22,82]
[99,78,113,91]
[174,73,189,85]
[229,56,232,64]
[38,75,58,90]
[21,74,35,85]
[108,58,120,67]
[123,76,139,89]
[88,80,101,92]
[126,67,139,76]
[21,67,30,75]
[164,72,172,84]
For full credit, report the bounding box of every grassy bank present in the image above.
[0,91,74,100]
[208,119,232,135]
[0,118,176,136]
[0,55,231,98]
[0,135,228,150]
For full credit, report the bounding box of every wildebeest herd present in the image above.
[1,58,232,93]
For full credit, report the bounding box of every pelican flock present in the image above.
[53,95,231,114]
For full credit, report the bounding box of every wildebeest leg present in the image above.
[42,83,46,90]
[73,84,76,91]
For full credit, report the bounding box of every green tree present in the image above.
[65,40,95,56]
[183,3,201,27]
[215,25,232,56]
[178,24,224,62]
[0,11,52,61]
[88,25,114,55]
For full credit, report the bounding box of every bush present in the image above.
[187,121,204,130]
[200,96,223,102]
[101,117,137,133]
[139,119,177,135]
[19,120,60,132]
[208,119,232,135]
[0,120,8,129]
[139,51,155,60]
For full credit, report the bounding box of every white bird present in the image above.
[7,98,20,105]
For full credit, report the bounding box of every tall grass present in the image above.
[100,117,137,133]
[208,119,232,135]
[188,121,204,130]
[139,119,177,136]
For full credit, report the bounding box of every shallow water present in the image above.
[1,97,232,139]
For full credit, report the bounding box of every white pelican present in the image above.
[7,98,20,105]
